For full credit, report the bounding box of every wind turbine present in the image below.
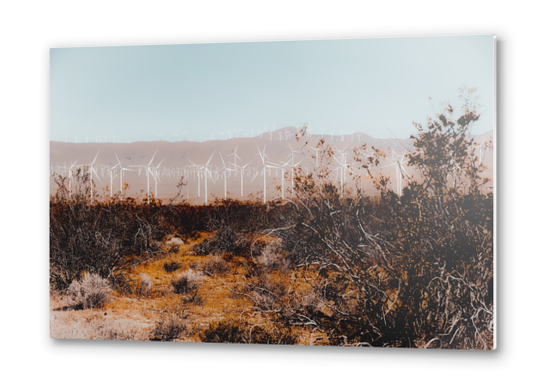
[333,146,350,198]
[354,149,375,191]
[150,158,165,199]
[255,145,279,203]
[64,159,79,197]
[188,151,215,204]
[103,163,118,198]
[227,145,241,169]
[309,145,321,167]
[236,161,252,197]
[86,151,101,203]
[220,152,236,199]
[115,153,135,200]
[129,150,157,204]
[288,144,302,192]
[473,141,485,166]
[383,150,410,196]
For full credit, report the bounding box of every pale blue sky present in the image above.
[50,35,494,142]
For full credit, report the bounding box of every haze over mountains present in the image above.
[50,126,494,202]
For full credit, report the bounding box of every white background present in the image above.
[0,1,539,382]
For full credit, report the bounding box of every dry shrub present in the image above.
[66,273,111,309]
[50,168,168,290]
[271,97,494,348]
[201,319,297,345]
[164,261,181,273]
[95,320,149,341]
[50,313,149,341]
[171,269,204,294]
[255,238,291,273]
[192,199,269,257]
[201,319,248,343]
[137,273,153,297]
[151,313,189,341]
[203,255,230,275]
[183,290,204,306]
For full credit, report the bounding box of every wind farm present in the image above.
[50,125,494,204]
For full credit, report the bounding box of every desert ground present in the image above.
[50,233,324,344]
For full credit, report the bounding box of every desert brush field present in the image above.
[50,96,494,349]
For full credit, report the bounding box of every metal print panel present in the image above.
[50,35,495,349]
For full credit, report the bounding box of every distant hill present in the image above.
[50,127,494,202]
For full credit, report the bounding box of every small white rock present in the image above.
[166,237,184,246]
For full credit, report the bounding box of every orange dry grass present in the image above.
[50,232,325,344]
[92,234,257,341]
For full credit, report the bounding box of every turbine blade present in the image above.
[91,150,100,165]
[92,167,102,183]
[400,165,410,177]
[207,150,215,166]
[148,150,157,166]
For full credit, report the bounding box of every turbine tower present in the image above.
[288,144,302,192]
[220,152,236,199]
[86,151,101,203]
[309,145,321,168]
[129,150,157,204]
[255,145,279,203]
[383,150,410,196]
[236,161,252,197]
[473,141,485,166]
[103,163,118,198]
[227,145,241,169]
[333,146,350,198]
[150,159,165,199]
[65,159,79,198]
[188,151,215,204]
[115,153,135,200]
